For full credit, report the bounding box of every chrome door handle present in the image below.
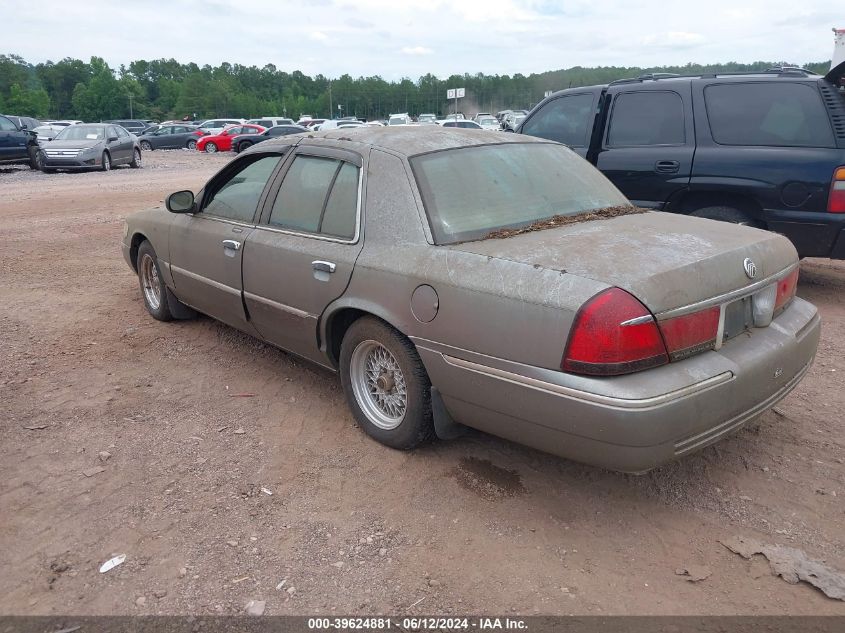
[312,260,336,273]
[222,239,241,251]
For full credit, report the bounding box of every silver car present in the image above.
[40,123,141,172]
[121,128,819,472]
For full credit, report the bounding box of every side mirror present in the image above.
[108,136,119,142]
[166,190,195,213]
[21,124,28,130]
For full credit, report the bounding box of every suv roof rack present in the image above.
[607,67,818,87]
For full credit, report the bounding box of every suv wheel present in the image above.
[690,206,763,228]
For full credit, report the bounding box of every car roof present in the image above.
[247,126,546,158]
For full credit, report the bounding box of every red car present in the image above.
[195,124,266,153]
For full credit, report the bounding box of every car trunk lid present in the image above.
[447,211,797,315]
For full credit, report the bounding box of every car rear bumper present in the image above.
[765,209,845,259]
[415,297,820,473]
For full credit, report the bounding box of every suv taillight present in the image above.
[829,167,845,213]
[562,288,668,376]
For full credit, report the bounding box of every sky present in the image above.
[5,0,841,79]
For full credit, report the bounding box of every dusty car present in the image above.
[40,123,141,171]
[122,127,820,472]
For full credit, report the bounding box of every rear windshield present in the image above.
[410,142,629,244]
[705,82,835,148]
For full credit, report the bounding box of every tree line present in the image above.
[0,53,831,122]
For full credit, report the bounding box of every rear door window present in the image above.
[704,82,835,147]
[607,91,685,146]
[521,93,594,146]
[268,155,359,239]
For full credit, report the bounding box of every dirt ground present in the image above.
[1,150,844,616]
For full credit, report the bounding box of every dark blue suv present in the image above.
[518,64,845,259]
[0,114,42,169]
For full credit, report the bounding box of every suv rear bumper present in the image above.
[765,209,845,259]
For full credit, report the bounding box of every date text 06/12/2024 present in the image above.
[306,617,528,630]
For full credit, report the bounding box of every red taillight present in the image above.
[829,167,845,213]
[562,288,668,376]
[657,306,720,361]
[193,130,205,136]
[775,267,799,312]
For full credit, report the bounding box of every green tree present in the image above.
[5,84,51,117]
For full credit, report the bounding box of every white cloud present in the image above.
[1,0,838,80]
[401,46,434,56]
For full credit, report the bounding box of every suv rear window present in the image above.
[607,91,685,146]
[411,142,629,244]
[705,83,835,148]
[521,93,594,147]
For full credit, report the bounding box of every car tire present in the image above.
[130,148,142,168]
[28,147,43,170]
[187,139,197,150]
[339,317,434,450]
[140,140,152,151]
[136,241,174,322]
[205,142,218,153]
[238,141,253,153]
[690,206,763,228]
[101,151,111,172]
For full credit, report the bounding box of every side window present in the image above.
[108,126,120,139]
[117,127,130,138]
[321,163,359,239]
[607,91,685,147]
[0,116,17,131]
[203,155,283,222]
[268,155,360,239]
[704,83,835,148]
[521,93,594,146]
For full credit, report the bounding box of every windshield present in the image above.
[419,115,435,122]
[479,117,497,125]
[56,126,106,140]
[388,117,405,125]
[410,142,630,244]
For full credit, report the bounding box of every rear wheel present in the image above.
[205,142,218,153]
[237,140,253,153]
[690,206,763,228]
[140,140,152,151]
[340,317,434,450]
[186,139,197,150]
[101,151,111,172]
[130,148,142,168]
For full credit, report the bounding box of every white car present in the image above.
[417,114,437,125]
[472,112,493,122]
[248,117,295,128]
[316,119,367,131]
[196,118,245,135]
[32,120,82,141]
[476,116,501,131]
[388,113,412,126]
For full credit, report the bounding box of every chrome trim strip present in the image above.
[655,262,798,321]
[169,264,240,297]
[440,354,733,410]
[243,291,314,319]
[620,315,654,326]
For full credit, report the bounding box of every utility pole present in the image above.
[128,93,134,118]
[328,81,333,119]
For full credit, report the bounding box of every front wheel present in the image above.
[339,317,434,450]
[130,148,142,168]
[204,142,218,153]
[28,147,43,170]
[101,151,111,171]
[136,241,174,321]
[139,140,152,151]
